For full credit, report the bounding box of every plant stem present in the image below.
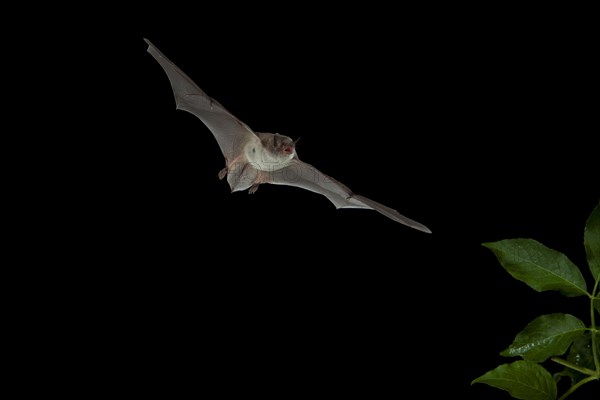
[551,357,597,376]
[554,273,600,399]
[556,375,599,400]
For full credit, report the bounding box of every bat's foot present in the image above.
[248,184,260,194]
[218,167,227,180]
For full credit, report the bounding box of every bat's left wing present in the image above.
[269,159,431,233]
[144,39,256,163]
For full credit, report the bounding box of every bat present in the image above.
[144,39,431,233]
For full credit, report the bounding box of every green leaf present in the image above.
[501,313,585,362]
[472,361,557,400]
[562,332,596,384]
[594,297,600,314]
[553,369,578,388]
[483,239,587,297]
[584,202,600,282]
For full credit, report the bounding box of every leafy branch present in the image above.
[472,202,600,399]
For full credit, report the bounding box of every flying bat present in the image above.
[144,39,431,233]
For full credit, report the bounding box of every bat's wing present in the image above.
[270,159,431,233]
[144,39,256,162]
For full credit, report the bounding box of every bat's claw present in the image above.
[249,184,260,194]
[218,167,228,180]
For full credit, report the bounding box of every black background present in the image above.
[42,5,598,398]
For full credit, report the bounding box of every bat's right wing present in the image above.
[144,39,256,162]
[270,159,431,233]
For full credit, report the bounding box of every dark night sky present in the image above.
[76,7,597,398]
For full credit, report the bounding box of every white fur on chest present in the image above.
[244,139,294,172]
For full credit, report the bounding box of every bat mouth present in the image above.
[283,146,293,154]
